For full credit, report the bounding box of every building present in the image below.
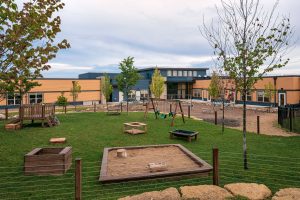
[80,67,208,102]
[0,78,101,108]
[0,67,299,108]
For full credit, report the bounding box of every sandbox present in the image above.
[24,147,72,175]
[99,144,212,183]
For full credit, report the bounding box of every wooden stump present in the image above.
[117,149,127,158]
[148,162,167,172]
[50,137,66,144]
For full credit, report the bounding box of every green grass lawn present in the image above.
[0,112,299,200]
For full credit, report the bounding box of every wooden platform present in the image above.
[123,122,147,135]
[169,130,198,142]
[49,138,66,144]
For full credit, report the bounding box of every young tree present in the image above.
[70,81,81,111]
[150,68,165,99]
[116,57,140,113]
[264,82,275,111]
[57,92,68,107]
[208,71,222,106]
[101,74,113,104]
[201,0,293,169]
[0,0,70,104]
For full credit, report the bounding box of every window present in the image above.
[193,89,202,98]
[193,71,197,77]
[7,93,21,105]
[183,71,187,76]
[173,70,177,76]
[29,93,43,104]
[188,71,192,77]
[167,70,172,77]
[257,91,269,102]
[178,71,183,76]
[128,90,136,100]
[140,90,149,100]
[241,91,252,101]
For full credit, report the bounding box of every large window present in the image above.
[241,91,252,101]
[188,71,192,77]
[29,93,43,104]
[257,91,269,102]
[167,70,172,77]
[193,71,197,77]
[193,89,202,98]
[128,90,136,100]
[183,71,187,77]
[7,93,21,105]
[173,70,177,76]
[178,71,183,76]
[140,90,149,100]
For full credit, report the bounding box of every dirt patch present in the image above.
[119,187,181,200]
[107,146,201,177]
[180,185,233,200]
[272,188,300,200]
[179,101,299,137]
[224,183,272,200]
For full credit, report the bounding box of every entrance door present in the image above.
[278,93,286,106]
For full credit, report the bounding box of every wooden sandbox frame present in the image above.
[24,147,72,175]
[99,144,212,183]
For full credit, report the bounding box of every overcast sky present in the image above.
[21,0,300,77]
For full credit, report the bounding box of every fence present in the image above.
[278,105,300,133]
[0,149,299,199]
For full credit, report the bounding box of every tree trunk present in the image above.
[243,89,248,170]
[222,97,225,134]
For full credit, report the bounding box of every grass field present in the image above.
[0,112,299,199]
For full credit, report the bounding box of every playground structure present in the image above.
[144,98,185,126]
[5,104,58,130]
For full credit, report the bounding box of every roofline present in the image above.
[36,78,99,80]
[137,67,209,72]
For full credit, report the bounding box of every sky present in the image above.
[20,0,300,78]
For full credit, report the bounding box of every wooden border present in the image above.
[99,144,212,183]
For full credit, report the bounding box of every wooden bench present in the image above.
[49,137,66,144]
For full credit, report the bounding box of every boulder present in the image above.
[272,188,300,200]
[0,114,5,120]
[180,185,233,200]
[118,187,181,200]
[224,183,272,200]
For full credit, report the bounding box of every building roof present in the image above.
[137,67,209,72]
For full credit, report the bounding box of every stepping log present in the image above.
[49,137,66,144]
[148,162,167,172]
[117,149,127,158]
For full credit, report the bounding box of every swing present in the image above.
[160,113,167,119]
[168,112,174,117]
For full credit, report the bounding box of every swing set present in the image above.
[144,98,185,126]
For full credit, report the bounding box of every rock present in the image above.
[180,185,233,200]
[272,188,300,200]
[118,187,180,200]
[0,114,5,120]
[224,183,272,200]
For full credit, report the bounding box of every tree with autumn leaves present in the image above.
[0,0,70,104]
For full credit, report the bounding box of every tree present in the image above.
[56,92,68,107]
[116,57,140,113]
[150,68,165,99]
[201,0,293,169]
[70,81,81,111]
[208,71,222,102]
[0,0,70,104]
[264,82,275,111]
[101,74,113,103]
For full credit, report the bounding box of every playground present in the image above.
[0,112,299,199]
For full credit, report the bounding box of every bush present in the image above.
[56,93,68,106]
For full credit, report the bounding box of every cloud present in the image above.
[16,0,300,77]
[46,63,95,72]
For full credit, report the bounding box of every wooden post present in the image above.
[169,104,172,113]
[53,105,56,114]
[188,105,191,118]
[120,102,123,113]
[94,102,96,112]
[257,116,260,134]
[213,148,219,186]
[214,111,217,125]
[64,106,67,114]
[5,107,8,120]
[75,158,82,200]
[289,108,293,132]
